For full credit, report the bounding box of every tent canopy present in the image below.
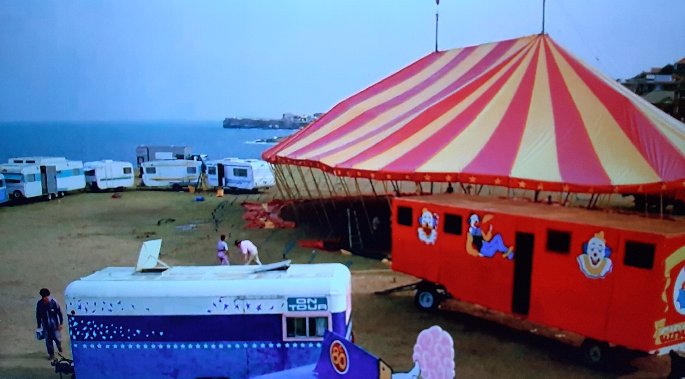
[263,34,685,194]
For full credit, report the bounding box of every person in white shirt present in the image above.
[216,234,229,265]
[234,239,262,265]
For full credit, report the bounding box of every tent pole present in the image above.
[274,164,294,201]
[285,165,304,199]
[382,180,393,208]
[368,179,378,197]
[309,167,333,231]
[296,165,314,199]
[660,191,664,219]
[355,178,375,236]
[271,164,288,201]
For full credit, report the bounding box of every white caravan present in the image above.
[1,157,85,200]
[141,159,202,190]
[84,160,135,191]
[206,158,275,192]
[136,145,192,167]
[0,173,7,204]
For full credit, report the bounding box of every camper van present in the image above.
[0,173,7,204]
[1,157,85,200]
[135,145,192,167]
[64,247,353,379]
[141,159,202,190]
[206,158,275,192]
[391,193,685,365]
[84,160,135,191]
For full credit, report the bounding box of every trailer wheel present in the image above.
[414,284,441,312]
[581,339,611,368]
[58,191,64,197]
[12,190,23,200]
[171,184,181,192]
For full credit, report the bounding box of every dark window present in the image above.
[145,167,156,174]
[624,241,655,269]
[233,168,248,177]
[208,167,217,175]
[123,167,132,174]
[187,167,197,174]
[444,213,462,235]
[546,230,571,254]
[397,206,413,226]
[85,169,96,176]
[285,316,328,340]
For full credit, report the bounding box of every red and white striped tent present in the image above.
[263,34,685,194]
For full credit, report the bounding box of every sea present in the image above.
[0,121,296,164]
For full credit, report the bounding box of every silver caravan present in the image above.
[84,160,135,191]
[141,159,202,190]
[136,145,192,167]
[206,158,275,192]
[1,156,85,200]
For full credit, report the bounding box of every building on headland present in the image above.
[223,113,322,129]
[620,57,685,121]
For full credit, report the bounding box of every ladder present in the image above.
[347,208,364,252]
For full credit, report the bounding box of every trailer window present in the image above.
[546,230,571,254]
[285,316,328,340]
[187,167,197,174]
[123,167,132,174]
[624,241,655,269]
[233,168,248,177]
[208,167,216,175]
[444,213,462,235]
[397,206,413,226]
[25,174,37,182]
[145,167,156,174]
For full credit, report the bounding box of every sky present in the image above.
[0,0,684,122]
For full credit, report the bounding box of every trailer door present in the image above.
[512,232,534,315]
[40,165,57,195]
[217,163,225,187]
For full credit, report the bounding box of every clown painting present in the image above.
[465,213,514,259]
[577,231,613,279]
[417,208,439,245]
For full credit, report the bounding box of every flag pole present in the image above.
[541,0,546,34]
[434,0,440,52]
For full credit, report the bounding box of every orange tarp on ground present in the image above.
[241,200,295,229]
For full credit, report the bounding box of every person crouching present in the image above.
[235,239,262,265]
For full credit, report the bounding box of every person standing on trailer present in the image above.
[35,288,63,360]
[235,239,262,265]
[216,234,230,265]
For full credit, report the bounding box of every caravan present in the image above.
[1,157,85,200]
[84,160,135,191]
[0,173,7,204]
[135,145,192,167]
[141,159,202,190]
[64,241,353,379]
[206,158,275,192]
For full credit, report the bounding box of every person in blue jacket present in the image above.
[35,288,63,360]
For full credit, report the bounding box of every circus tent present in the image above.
[263,34,685,196]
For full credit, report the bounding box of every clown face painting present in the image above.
[577,231,613,279]
[417,208,438,245]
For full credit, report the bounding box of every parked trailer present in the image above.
[64,248,352,379]
[0,173,7,204]
[141,159,202,190]
[1,157,85,200]
[206,158,275,192]
[84,160,135,191]
[390,193,685,366]
[135,145,192,167]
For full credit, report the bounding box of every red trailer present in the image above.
[391,193,685,365]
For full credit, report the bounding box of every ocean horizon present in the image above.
[0,121,295,164]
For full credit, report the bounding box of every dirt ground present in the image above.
[0,189,671,378]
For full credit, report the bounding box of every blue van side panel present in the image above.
[68,312,347,379]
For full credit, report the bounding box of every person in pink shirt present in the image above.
[216,234,229,265]
[234,239,262,265]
